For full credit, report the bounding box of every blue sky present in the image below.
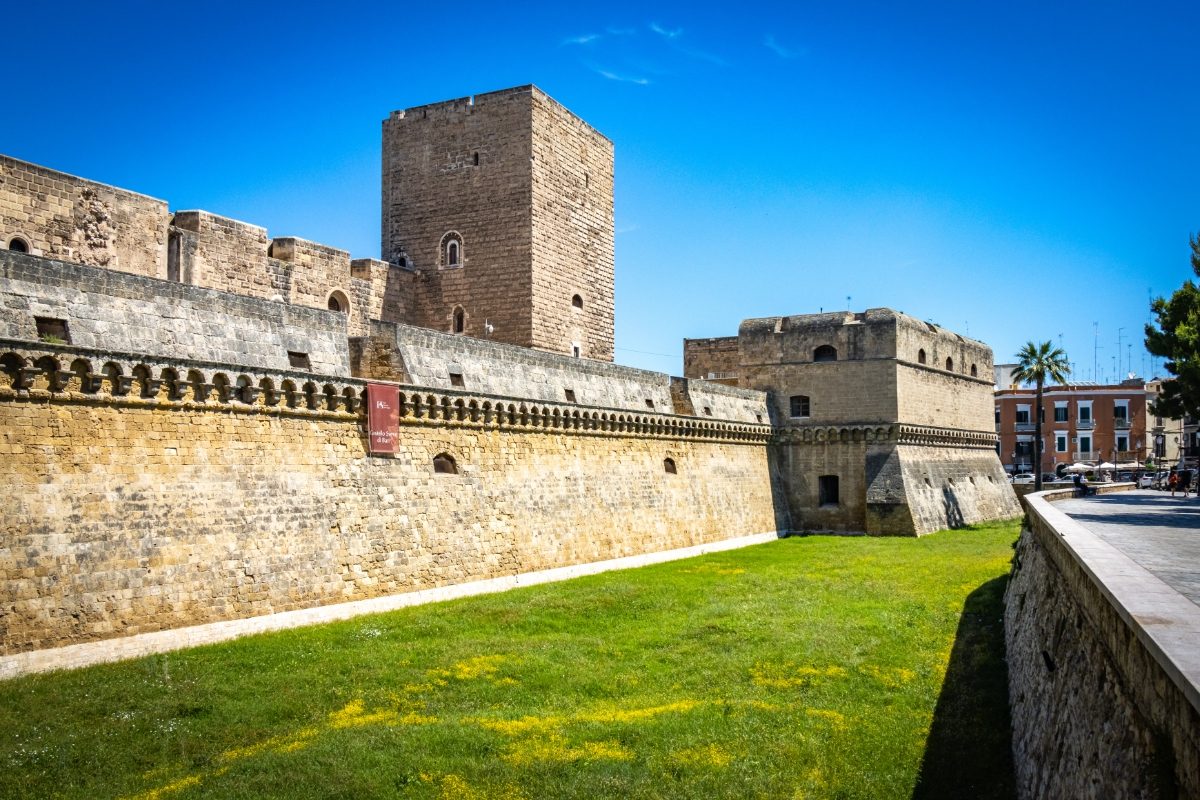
[4,1,1197,381]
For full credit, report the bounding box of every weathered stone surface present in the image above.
[0,343,777,656]
[1006,491,1200,799]
[383,86,614,359]
[686,308,1017,534]
[0,250,351,375]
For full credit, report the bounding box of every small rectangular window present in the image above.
[1054,405,1068,422]
[789,395,810,418]
[645,399,655,409]
[703,406,712,416]
[818,475,839,507]
[450,373,465,388]
[564,389,576,403]
[35,317,70,344]
[287,351,311,370]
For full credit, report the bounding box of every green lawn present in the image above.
[0,520,1020,800]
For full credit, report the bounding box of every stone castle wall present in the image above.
[0,341,777,655]
[683,336,740,383]
[528,88,615,360]
[382,86,615,360]
[1,155,169,277]
[383,88,536,348]
[0,250,350,375]
[352,320,769,421]
[1,156,407,343]
[1006,490,1199,799]
[772,425,1018,534]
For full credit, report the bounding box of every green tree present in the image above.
[1013,341,1071,491]
[1145,233,1200,419]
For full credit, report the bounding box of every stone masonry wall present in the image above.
[528,88,615,361]
[1006,493,1200,798]
[383,88,536,348]
[1,155,169,277]
[683,336,741,382]
[0,344,777,655]
[0,250,350,375]
[355,320,693,414]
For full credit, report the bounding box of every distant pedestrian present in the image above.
[1183,470,1193,499]
[1169,471,1178,497]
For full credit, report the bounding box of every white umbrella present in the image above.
[1098,462,1116,470]
[1064,463,1092,473]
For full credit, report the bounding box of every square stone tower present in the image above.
[382,85,614,360]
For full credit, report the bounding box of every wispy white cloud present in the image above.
[592,65,651,85]
[562,33,600,46]
[648,21,725,66]
[649,22,682,39]
[764,35,801,59]
[616,222,640,235]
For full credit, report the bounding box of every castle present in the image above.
[0,85,1017,666]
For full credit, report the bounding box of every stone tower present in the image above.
[382,85,614,361]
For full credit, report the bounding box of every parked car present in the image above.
[1010,473,1036,484]
[1138,474,1155,488]
[1041,473,1060,484]
[1151,471,1171,490]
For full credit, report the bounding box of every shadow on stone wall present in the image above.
[766,442,795,534]
[912,574,1016,800]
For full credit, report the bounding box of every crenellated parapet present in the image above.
[773,422,997,449]
[0,340,772,444]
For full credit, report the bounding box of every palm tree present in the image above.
[1013,341,1072,491]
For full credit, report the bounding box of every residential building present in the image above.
[994,380,1151,474]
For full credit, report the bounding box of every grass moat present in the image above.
[0,519,1020,799]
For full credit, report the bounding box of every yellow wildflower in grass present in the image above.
[669,743,733,769]
[427,654,507,683]
[750,661,847,689]
[473,699,702,738]
[124,773,202,800]
[859,665,917,688]
[433,773,528,800]
[474,714,563,736]
[501,733,634,766]
[579,699,701,724]
[805,708,847,731]
[328,699,400,729]
[218,727,319,762]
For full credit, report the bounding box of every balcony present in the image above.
[1015,422,1035,432]
[1076,419,1094,430]
[1073,451,1094,461]
[1114,418,1132,430]
[1115,449,1145,462]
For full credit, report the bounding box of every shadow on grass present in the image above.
[912,575,1015,800]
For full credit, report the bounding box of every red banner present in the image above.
[366,383,400,455]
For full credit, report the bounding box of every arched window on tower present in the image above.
[918,349,927,365]
[7,237,29,253]
[452,306,465,334]
[945,357,954,371]
[440,231,464,269]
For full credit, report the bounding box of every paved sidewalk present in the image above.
[1056,489,1200,606]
